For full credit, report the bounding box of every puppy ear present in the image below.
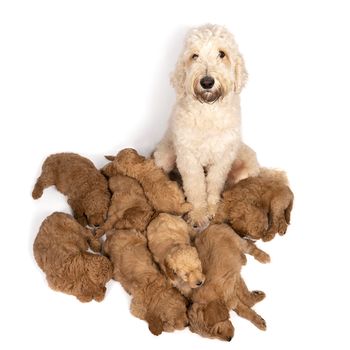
[204,300,229,326]
[146,312,163,336]
[234,54,248,94]
[164,258,176,280]
[105,155,115,161]
[171,58,186,97]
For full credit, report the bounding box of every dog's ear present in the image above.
[146,312,163,336]
[204,300,229,326]
[164,258,176,280]
[234,54,248,94]
[171,58,186,97]
[104,155,115,161]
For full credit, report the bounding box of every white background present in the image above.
[1,0,349,349]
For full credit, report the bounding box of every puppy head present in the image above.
[230,202,269,240]
[172,24,247,102]
[188,300,234,341]
[82,253,112,301]
[83,189,110,226]
[165,246,205,288]
[115,148,145,169]
[142,283,188,335]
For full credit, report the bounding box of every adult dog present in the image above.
[154,24,250,228]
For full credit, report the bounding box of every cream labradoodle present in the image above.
[154,24,257,228]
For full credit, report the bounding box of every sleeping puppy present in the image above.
[33,212,112,302]
[32,153,110,226]
[188,224,269,341]
[215,168,294,241]
[95,174,154,239]
[147,213,205,297]
[103,229,188,335]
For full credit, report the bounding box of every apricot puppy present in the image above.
[32,153,110,226]
[188,224,269,341]
[95,174,154,239]
[102,148,192,215]
[147,213,205,297]
[33,212,112,302]
[216,168,294,241]
[104,229,188,335]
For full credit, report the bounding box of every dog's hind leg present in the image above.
[153,130,176,173]
[236,276,265,307]
[234,301,266,330]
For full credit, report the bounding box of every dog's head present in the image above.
[83,189,110,227]
[165,246,205,289]
[73,253,112,302]
[172,24,247,103]
[188,300,234,341]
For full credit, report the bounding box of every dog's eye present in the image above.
[218,51,225,58]
[192,54,199,60]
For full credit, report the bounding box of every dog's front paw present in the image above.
[187,208,210,230]
[207,202,219,219]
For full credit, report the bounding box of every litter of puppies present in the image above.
[32,148,293,341]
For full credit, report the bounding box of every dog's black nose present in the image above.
[196,280,203,286]
[227,336,232,342]
[200,76,215,89]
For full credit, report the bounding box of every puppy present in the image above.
[95,174,154,239]
[188,224,269,341]
[215,168,294,241]
[154,24,249,228]
[103,229,188,335]
[33,212,112,302]
[147,213,205,297]
[102,148,192,215]
[32,153,110,226]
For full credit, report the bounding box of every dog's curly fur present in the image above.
[33,212,112,302]
[146,213,205,297]
[95,174,154,239]
[103,229,188,336]
[225,142,260,188]
[154,24,254,228]
[188,224,269,341]
[32,153,110,226]
[215,168,294,241]
[102,148,192,215]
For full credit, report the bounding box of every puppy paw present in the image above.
[254,250,271,264]
[253,315,267,331]
[251,290,266,303]
[187,208,210,230]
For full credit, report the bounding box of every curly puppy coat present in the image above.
[95,174,154,239]
[32,153,110,226]
[33,212,112,302]
[188,224,269,341]
[215,168,294,241]
[103,229,188,336]
[147,213,205,297]
[102,148,191,215]
[154,24,255,228]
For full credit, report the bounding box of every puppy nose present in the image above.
[227,336,232,342]
[196,280,203,286]
[200,76,215,89]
